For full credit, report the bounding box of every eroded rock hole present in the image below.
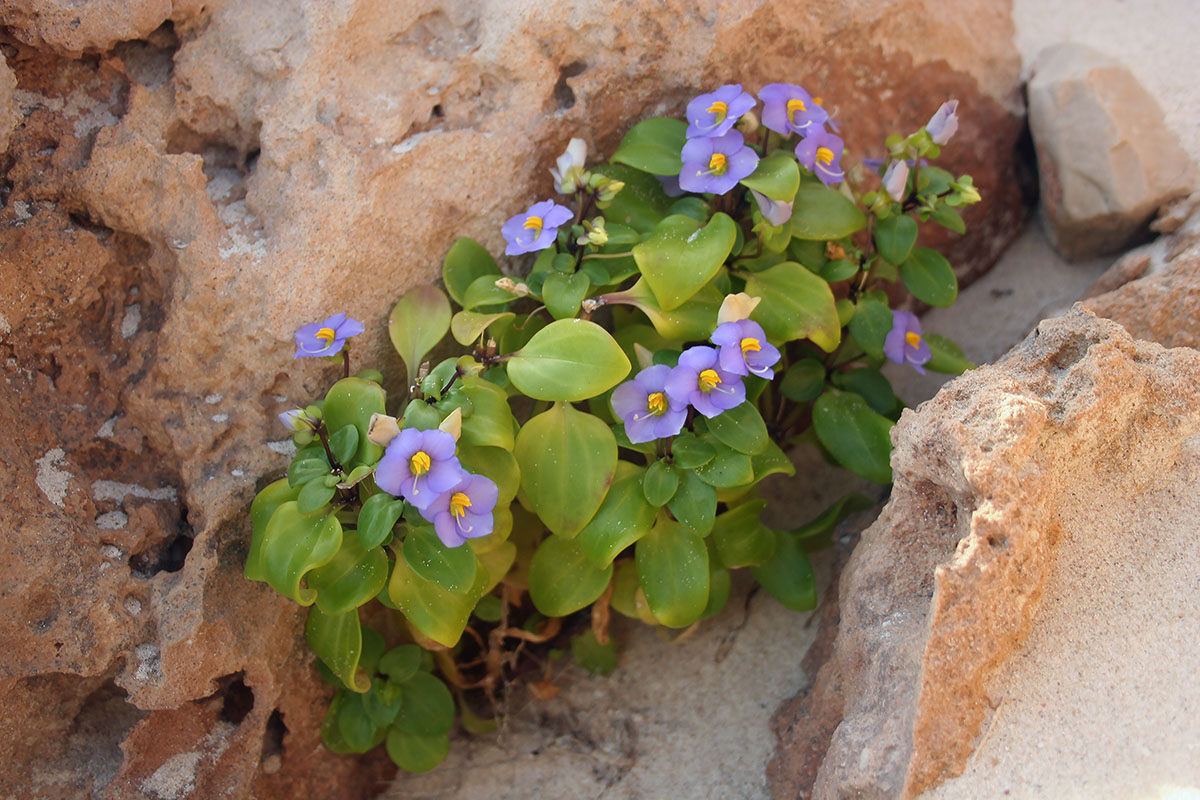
[264,709,286,757]
[213,673,255,725]
[67,209,114,240]
[129,503,193,577]
[554,61,587,110]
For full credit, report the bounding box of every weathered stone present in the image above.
[771,308,1200,798]
[0,52,16,153]
[0,1,1026,796]
[1028,43,1197,260]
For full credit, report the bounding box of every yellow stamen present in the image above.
[708,152,727,174]
[905,331,922,349]
[450,491,472,518]
[523,215,543,235]
[706,100,728,119]
[409,451,431,476]
[816,146,835,166]
[740,337,761,357]
[647,392,666,415]
[813,96,824,106]
[786,98,806,122]
[315,327,335,342]
[698,369,721,392]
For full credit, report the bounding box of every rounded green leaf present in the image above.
[847,296,893,359]
[925,333,975,375]
[789,183,867,240]
[812,389,894,484]
[514,403,617,538]
[611,117,687,175]
[387,548,487,647]
[393,671,455,735]
[694,440,754,489]
[507,319,631,402]
[455,376,516,450]
[899,247,958,307]
[451,310,514,346]
[357,493,405,550]
[379,644,424,683]
[403,525,478,593]
[386,729,450,773]
[700,559,731,620]
[636,518,710,628]
[338,693,383,751]
[246,479,301,581]
[297,477,336,513]
[633,213,736,311]
[750,439,796,484]
[261,502,343,605]
[528,534,613,617]
[821,258,859,283]
[309,535,389,614]
[324,378,387,467]
[706,401,768,455]
[751,531,817,611]
[666,469,717,536]
[593,163,673,234]
[670,433,716,469]
[740,152,800,202]
[389,285,452,380]
[442,237,500,307]
[642,460,679,507]
[543,271,591,321]
[780,358,826,404]
[288,456,330,488]
[457,444,520,505]
[874,213,918,265]
[329,424,360,466]
[833,367,897,415]
[571,629,618,675]
[711,499,776,568]
[578,462,656,568]
[362,682,404,729]
[618,278,722,342]
[462,274,515,310]
[744,261,841,352]
[306,606,370,692]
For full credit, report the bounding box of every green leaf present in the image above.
[393,671,455,735]
[750,439,796,483]
[711,499,775,568]
[457,444,520,505]
[386,729,450,773]
[642,460,679,507]
[918,166,955,196]
[323,378,387,467]
[780,358,826,404]
[740,152,800,202]
[667,196,712,223]
[700,559,731,620]
[357,493,405,550]
[461,274,514,311]
[306,606,370,692]
[456,376,516,450]
[296,477,336,513]
[847,297,893,359]
[929,204,965,234]
[833,367,897,415]
[403,525,478,593]
[694,440,754,489]
[820,258,859,283]
[794,493,874,551]
[812,389,894,484]
[261,502,343,605]
[528,534,613,617]
[706,401,769,455]
[379,644,424,683]
[594,163,673,234]
[388,548,487,647]
[671,433,715,469]
[507,320,631,402]
[451,310,514,346]
[494,313,548,354]
[514,403,616,538]
[246,479,301,581]
[442,237,500,307]
[543,271,591,321]
[611,117,687,175]
[900,247,958,307]
[789,183,867,240]
[751,531,817,611]
[744,261,841,352]
[666,469,717,536]
[308,535,389,614]
[328,424,360,466]
[925,333,975,375]
[362,682,404,729]
[632,213,736,311]
[389,285,452,381]
[322,692,385,753]
[618,277,722,342]
[571,630,618,675]
[874,213,918,265]
[578,462,656,568]
[636,518,709,628]
[288,456,330,488]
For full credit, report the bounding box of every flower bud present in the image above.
[596,179,624,203]
[550,138,588,194]
[278,408,312,432]
[735,110,759,135]
[882,159,910,203]
[578,217,608,247]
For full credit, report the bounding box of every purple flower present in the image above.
[711,319,781,379]
[501,200,573,256]
[926,100,959,145]
[657,174,685,198]
[750,189,793,227]
[611,365,688,444]
[758,83,829,137]
[665,346,745,418]
[375,428,465,510]
[278,408,310,432]
[685,84,756,139]
[881,160,910,203]
[294,312,365,359]
[679,131,759,195]
[795,129,845,187]
[420,473,498,548]
[884,310,932,375]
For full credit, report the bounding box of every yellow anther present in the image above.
[905,331,922,349]
[813,96,824,106]
[409,451,431,476]
[647,392,666,415]
[708,152,728,174]
[740,337,761,356]
[786,98,807,121]
[315,327,336,342]
[523,215,544,234]
[706,100,728,118]
[450,491,472,518]
[698,369,722,392]
[816,147,835,166]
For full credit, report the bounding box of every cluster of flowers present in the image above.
[872,99,960,203]
[611,297,781,444]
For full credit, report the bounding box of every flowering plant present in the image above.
[246,86,978,772]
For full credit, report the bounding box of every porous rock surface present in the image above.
[0,1,1024,796]
[770,308,1200,798]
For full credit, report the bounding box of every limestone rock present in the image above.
[1028,43,1197,260]
[771,308,1200,798]
[0,1,1026,796]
